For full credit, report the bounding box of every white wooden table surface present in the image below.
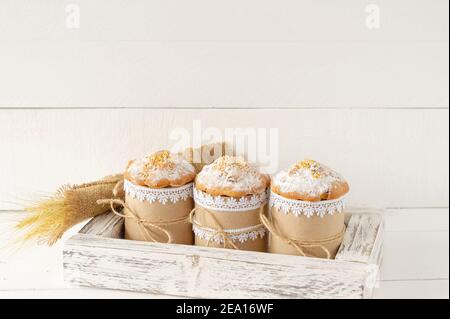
[0,208,448,299]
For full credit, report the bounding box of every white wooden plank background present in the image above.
[372,280,449,299]
[0,0,448,108]
[1,0,447,42]
[0,108,448,210]
[0,0,448,299]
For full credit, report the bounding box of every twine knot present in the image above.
[97,198,189,244]
[259,206,345,259]
[189,208,239,250]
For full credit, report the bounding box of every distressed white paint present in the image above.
[62,208,384,298]
[1,209,447,298]
[79,211,123,238]
[1,108,448,210]
[63,236,368,298]
[1,280,447,299]
[336,213,384,263]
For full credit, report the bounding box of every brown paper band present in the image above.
[97,198,189,243]
[190,207,244,249]
[260,206,345,259]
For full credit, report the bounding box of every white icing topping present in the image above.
[126,150,195,186]
[195,156,267,194]
[272,160,346,197]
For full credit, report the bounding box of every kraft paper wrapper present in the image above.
[125,193,194,244]
[193,198,267,252]
[268,205,344,258]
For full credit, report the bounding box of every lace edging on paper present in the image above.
[193,188,268,212]
[124,179,193,204]
[269,191,346,218]
[192,224,267,244]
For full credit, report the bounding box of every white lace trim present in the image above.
[193,187,268,212]
[192,224,267,244]
[124,179,193,204]
[269,191,346,218]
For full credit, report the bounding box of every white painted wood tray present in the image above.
[62,207,384,299]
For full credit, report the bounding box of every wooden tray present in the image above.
[62,207,384,299]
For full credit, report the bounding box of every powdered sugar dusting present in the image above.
[126,150,195,186]
[272,159,346,197]
[196,156,268,194]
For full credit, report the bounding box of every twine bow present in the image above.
[97,198,189,244]
[189,207,240,250]
[259,206,345,259]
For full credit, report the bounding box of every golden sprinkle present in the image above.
[291,159,322,179]
[145,150,175,170]
[215,156,250,173]
[312,171,321,179]
[294,159,316,170]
